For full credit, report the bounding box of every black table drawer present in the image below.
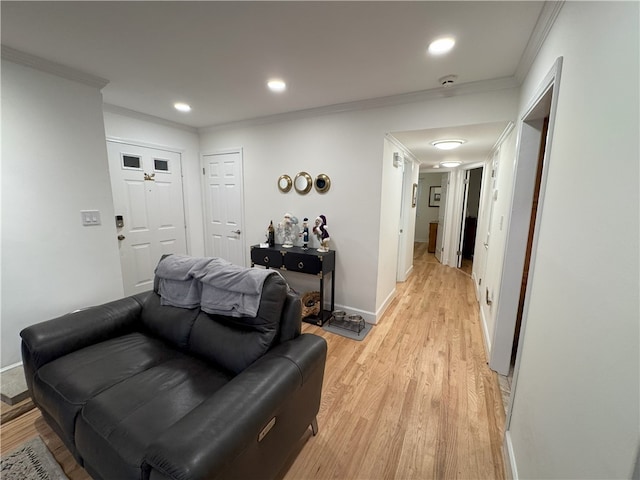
[282,252,322,275]
[250,248,283,269]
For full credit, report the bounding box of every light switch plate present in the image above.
[81,210,101,226]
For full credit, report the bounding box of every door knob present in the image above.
[117,235,125,241]
[231,230,241,235]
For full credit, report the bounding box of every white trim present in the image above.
[479,300,492,358]
[200,76,519,133]
[106,135,186,154]
[502,57,564,429]
[0,361,23,374]
[491,122,516,154]
[374,287,397,324]
[1,45,109,89]
[384,134,420,163]
[330,303,377,325]
[103,104,198,134]
[514,2,565,83]
[504,431,519,480]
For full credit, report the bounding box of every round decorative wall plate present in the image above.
[315,174,331,193]
[294,171,312,194]
[278,174,292,193]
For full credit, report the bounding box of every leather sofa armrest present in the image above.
[20,292,150,370]
[144,333,327,480]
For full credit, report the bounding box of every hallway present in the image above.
[287,242,507,478]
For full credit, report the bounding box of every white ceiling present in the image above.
[2,1,544,132]
[391,121,510,169]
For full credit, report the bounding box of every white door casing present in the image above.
[434,172,448,263]
[202,150,246,266]
[457,170,471,268]
[107,141,187,295]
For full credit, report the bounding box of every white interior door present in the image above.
[435,173,448,263]
[107,141,187,295]
[203,150,246,266]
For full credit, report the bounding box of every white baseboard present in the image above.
[472,273,480,302]
[504,431,518,479]
[1,361,23,373]
[479,305,492,359]
[374,287,397,324]
[327,302,377,324]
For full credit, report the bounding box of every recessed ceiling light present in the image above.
[440,161,462,168]
[431,139,466,150]
[428,37,456,55]
[267,79,287,92]
[174,102,191,112]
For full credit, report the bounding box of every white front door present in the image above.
[107,141,187,295]
[203,150,246,266]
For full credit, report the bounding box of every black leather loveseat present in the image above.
[20,256,327,480]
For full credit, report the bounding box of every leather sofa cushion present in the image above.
[188,274,289,374]
[140,292,200,349]
[75,355,232,480]
[32,332,181,450]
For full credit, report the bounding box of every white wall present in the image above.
[473,129,518,352]
[102,107,204,256]
[507,2,639,478]
[1,60,124,369]
[199,88,518,322]
[415,173,443,242]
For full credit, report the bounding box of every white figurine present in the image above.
[278,213,299,248]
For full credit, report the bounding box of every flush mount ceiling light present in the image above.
[428,37,456,55]
[174,102,191,113]
[267,79,287,92]
[431,139,466,150]
[440,161,462,168]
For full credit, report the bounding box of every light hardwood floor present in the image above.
[0,244,506,479]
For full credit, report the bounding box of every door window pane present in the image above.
[122,154,141,169]
[154,159,170,172]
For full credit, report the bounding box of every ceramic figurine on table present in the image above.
[301,218,310,250]
[313,215,330,252]
[278,213,299,248]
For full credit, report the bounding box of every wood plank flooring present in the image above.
[0,243,506,479]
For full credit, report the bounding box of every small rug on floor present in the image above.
[1,436,68,480]
[322,321,373,341]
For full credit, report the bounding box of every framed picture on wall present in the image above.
[429,186,441,207]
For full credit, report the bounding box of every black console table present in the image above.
[250,244,335,326]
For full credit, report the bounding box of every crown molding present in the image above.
[199,76,519,134]
[514,1,565,84]
[385,133,419,164]
[103,103,198,134]
[1,45,109,90]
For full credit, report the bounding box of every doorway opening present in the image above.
[457,167,483,276]
[492,59,563,427]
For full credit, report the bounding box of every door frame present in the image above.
[106,137,190,292]
[200,147,247,266]
[494,57,563,430]
[491,58,562,377]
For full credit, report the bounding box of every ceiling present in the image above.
[391,121,510,169]
[2,1,546,169]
